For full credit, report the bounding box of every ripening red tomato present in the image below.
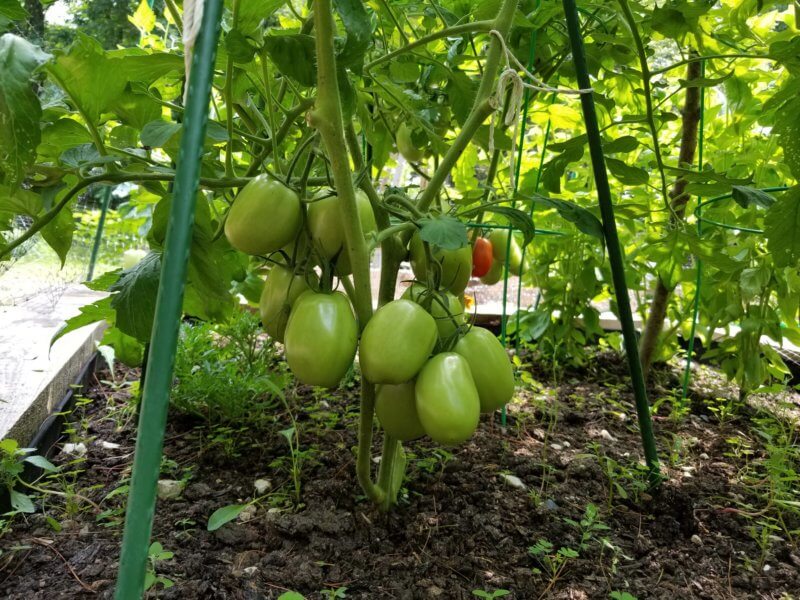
[471,237,493,277]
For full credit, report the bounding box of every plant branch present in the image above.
[650,53,771,77]
[617,0,670,212]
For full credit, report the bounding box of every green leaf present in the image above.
[386,442,406,505]
[739,266,770,303]
[46,33,127,123]
[0,34,51,183]
[234,0,285,36]
[24,454,58,472]
[0,185,41,220]
[141,120,181,147]
[102,327,144,367]
[334,0,372,70]
[775,107,800,180]
[605,157,649,186]
[603,135,639,154]
[731,186,776,209]
[418,216,468,250]
[225,29,257,64]
[277,593,306,600]
[264,34,316,87]
[52,296,115,347]
[207,504,248,531]
[106,50,184,83]
[679,70,734,88]
[0,0,28,20]
[109,251,161,342]
[461,205,536,248]
[111,89,162,130]
[764,186,800,268]
[10,489,35,513]
[389,61,419,83]
[40,204,74,266]
[526,194,604,240]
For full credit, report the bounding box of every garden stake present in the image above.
[86,185,112,281]
[561,0,662,487]
[115,0,223,597]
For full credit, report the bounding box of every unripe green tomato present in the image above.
[480,259,503,285]
[284,292,358,388]
[488,229,524,275]
[375,382,425,441]
[225,175,302,255]
[359,299,437,384]
[415,353,480,445]
[307,189,376,275]
[396,123,425,163]
[409,232,472,296]
[259,265,315,343]
[401,284,465,341]
[454,327,515,413]
[122,249,147,270]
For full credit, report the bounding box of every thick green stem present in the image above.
[223,0,240,177]
[260,49,283,173]
[376,435,400,512]
[312,0,387,505]
[416,0,519,213]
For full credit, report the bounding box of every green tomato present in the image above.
[375,382,425,441]
[401,284,465,341]
[409,232,472,295]
[284,292,358,388]
[225,175,302,255]
[415,353,480,445]
[359,299,437,384]
[396,123,424,163]
[259,265,316,343]
[307,189,376,275]
[454,327,515,413]
[479,259,503,285]
[488,229,524,275]
[122,249,147,270]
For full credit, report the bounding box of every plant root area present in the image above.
[2,353,799,599]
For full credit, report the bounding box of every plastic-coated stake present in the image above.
[86,186,113,281]
[114,1,223,597]
[561,0,661,487]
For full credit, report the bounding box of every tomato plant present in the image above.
[1,0,798,514]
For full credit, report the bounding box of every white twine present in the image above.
[183,0,204,102]
[487,29,593,190]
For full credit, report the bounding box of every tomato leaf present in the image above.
[418,216,468,250]
[524,194,604,240]
[775,107,800,179]
[731,186,776,209]
[207,504,248,531]
[264,34,316,87]
[141,120,181,147]
[109,251,161,342]
[334,0,372,71]
[764,186,800,268]
[40,204,74,267]
[603,135,639,154]
[0,34,51,184]
[605,157,649,186]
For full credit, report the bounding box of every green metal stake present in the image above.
[561,0,661,486]
[86,186,113,281]
[115,0,223,597]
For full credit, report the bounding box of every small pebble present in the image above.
[543,499,559,511]
[691,534,702,546]
[238,504,257,523]
[243,566,258,576]
[62,442,87,456]
[562,441,571,448]
[550,443,563,451]
[254,478,272,494]
[699,452,710,460]
[156,479,184,500]
[762,564,771,573]
[98,440,120,450]
[600,430,616,442]
[500,473,526,490]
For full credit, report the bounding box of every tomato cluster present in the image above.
[225,177,516,446]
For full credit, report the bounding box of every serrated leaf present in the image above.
[418,216,468,250]
[0,185,41,219]
[225,29,256,63]
[775,108,800,180]
[52,295,114,347]
[234,0,285,36]
[732,186,776,209]
[0,0,28,20]
[207,504,247,531]
[141,120,181,147]
[605,157,649,186]
[109,251,161,342]
[764,186,800,268]
[129,0,156,33]
[40,204,74,266]
[334,0,372,70]
[24,454,58,472]
[10,489,35,513]
[264,34,316,87]
[46,33,127,123]
[0,34,51,183]
[603,135,639,154]
[526,194,604,240]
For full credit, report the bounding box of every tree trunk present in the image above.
[639,57,702,376]
[22,0,46,41]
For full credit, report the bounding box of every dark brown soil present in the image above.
[2,352,799,599]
